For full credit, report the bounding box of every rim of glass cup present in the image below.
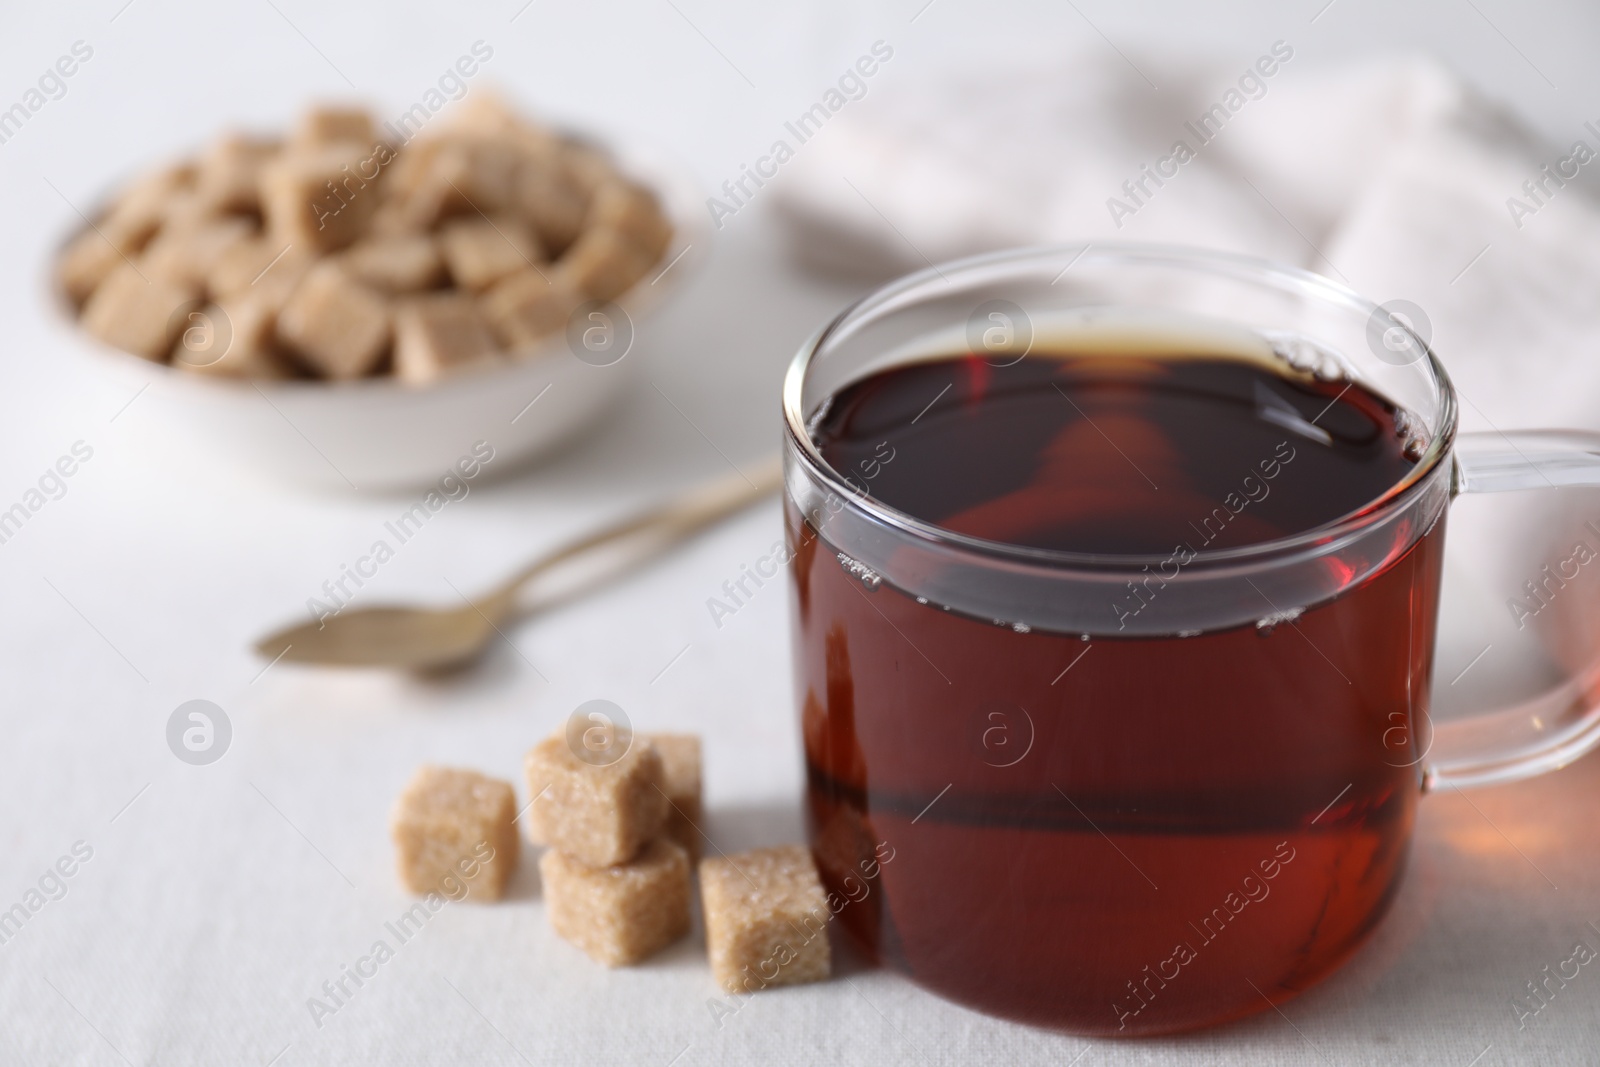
[781,241,1459,572]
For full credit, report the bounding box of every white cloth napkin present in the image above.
[772,50,1600,677]
[772,51,1600,428]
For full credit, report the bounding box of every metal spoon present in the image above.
[254,456,783,671]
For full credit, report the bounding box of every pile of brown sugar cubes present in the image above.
[389,728,834,993]
[57,94,672,384]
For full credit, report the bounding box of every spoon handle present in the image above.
[483,456,784,615]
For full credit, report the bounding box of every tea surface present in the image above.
[811,353,1417,555]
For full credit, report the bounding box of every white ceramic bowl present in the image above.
[49,135,707,491]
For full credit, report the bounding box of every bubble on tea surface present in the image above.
[565,699,633,766]
[836,552,881,591]
[1254,606,1303,636]
[1270,335,1320,374]
[1270,334,1348,382]
[805,396,835,438]
[1312,351,1347,382]
[166,699,232,765]
[1392,409,1429,461]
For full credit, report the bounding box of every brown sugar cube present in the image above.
[391,766,520,902]
[195,133,279,213]
[141,217,255,291]
[587,181,673,263]
[157,188,224,235]
[480,271,580,350]
[540,839,690,966]
[79,264,199,361]
[366,199,420,237]
[382,136,448,204]
[442,96,562,185]
[524,733,667,867]
[210,237,313,308]
[554,227,654,302]
[515,156,590,255]
[701,845,832,993]
[276,262,390,379]
[383,142,475,230]
[403,149,474,227]
[291,105,379,151]
[59,167,197,304]
[407,132,524,214]
[461,138,527,213]
[260,145,381,253]
[439,214,542,291]
[211,237,281,293]
[339,233,444,293]
[99,162,197,250]
[449,91,524,136]
[58,228,140,306]
[525,732,700,851]
[450,92,556,151]
[649,735,703,858]
[393,293,499,384]
[561,142,620,196]
[171,294,295,379]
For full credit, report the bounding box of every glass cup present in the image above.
[780,243,1600,1035]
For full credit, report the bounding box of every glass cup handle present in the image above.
[1426,430,1600,790]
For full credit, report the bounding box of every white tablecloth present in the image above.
[3,2,1599,1064]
